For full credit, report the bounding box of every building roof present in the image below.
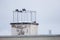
[0,35,60,38]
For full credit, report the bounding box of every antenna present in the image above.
[15,9,19,22]
[13,11,14,22]
[13,8,37,23]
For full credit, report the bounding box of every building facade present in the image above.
[10,22,38,35]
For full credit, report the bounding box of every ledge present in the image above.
[0,35,60,38]
[10,22,39,25]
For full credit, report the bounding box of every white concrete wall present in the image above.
[29,25,38,35]
[11,27,17,35]
[11,24,38,35]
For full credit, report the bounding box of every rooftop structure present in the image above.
[10,9,39,35]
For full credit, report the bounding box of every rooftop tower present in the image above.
[10,8,39,35]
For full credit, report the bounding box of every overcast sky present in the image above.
[0,0,60,35]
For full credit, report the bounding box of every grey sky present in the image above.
[0,0,60,35]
